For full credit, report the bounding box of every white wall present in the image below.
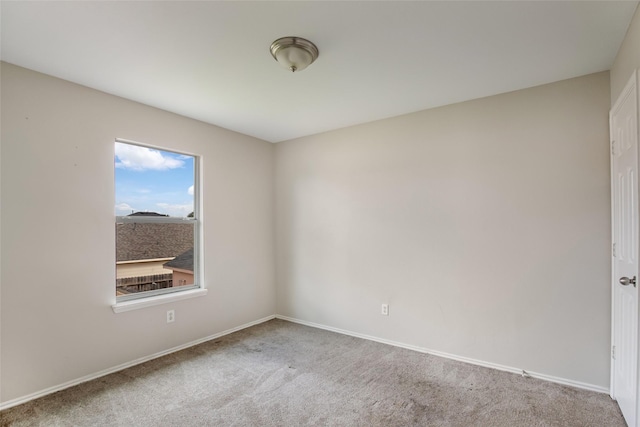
[611,4,640,105]
[0,62,275,403]
[610,5,640,419]
[275,72,612,388]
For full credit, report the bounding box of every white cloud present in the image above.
[156,202,193,217]
[115,202,134,214]
[188,185,194,196]
[115,143,184,171]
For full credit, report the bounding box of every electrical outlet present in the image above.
[381,304,389,316]
[167,309,175,323]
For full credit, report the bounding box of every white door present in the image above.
[611,70,639,427]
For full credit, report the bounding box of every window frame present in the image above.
[112,138,204,311]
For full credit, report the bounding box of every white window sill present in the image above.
[112,288,208,313]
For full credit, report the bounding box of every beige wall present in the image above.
[171,270,195,287]
[611,4,640,104]
[275,72,612,388]
[0,62,275,403]
[0,59,617,404]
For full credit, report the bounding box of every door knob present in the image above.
[619,276,637,287]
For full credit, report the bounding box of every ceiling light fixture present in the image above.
[270,36,319,72]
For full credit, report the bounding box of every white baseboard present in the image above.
[275,314,609,395]
[0,315,276,411]
[2,313,608,411]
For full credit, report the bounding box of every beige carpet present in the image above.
[0,319,626,426]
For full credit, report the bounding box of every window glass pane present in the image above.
[115,142,194,218]
[116,222,194,295]
[115,142,196,297]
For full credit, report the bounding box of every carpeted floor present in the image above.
[0,319,627,426]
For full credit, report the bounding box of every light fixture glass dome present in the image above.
[270,37,319,72]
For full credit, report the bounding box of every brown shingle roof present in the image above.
[116,222,193,262]
[163,248,194,273]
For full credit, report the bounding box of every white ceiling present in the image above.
[1,1,637,143]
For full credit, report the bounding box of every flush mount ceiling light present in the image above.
[270,36,319,72]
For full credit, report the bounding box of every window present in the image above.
[114,139,199,302]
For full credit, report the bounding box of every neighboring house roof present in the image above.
[127,211,169,217]
[116,222,193,262]
[163,248,194,273]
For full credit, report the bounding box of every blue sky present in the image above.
[115,142,194,217]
